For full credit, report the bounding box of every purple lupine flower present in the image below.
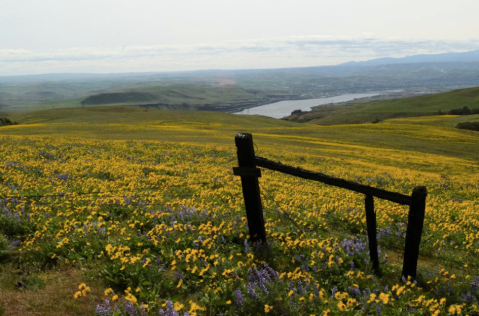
[348,260,356,271]
[331,286,337,298]
[247,271,256,283]
[302,262,309,272]
[244,239,250,254]
[9,240,20,251]
[304,279,311,293]
[288,281,295,291]
[96,299,113,316]
[258,281,269,294]
[123,301,137,316]
[264,264,279,279]
[471,276,479,291]
[297,280,304,295]
[234,288,244,307]
[175,272,185,280]
[376,305,383,316]
[247,283,259,299]
[349,287,361,296]
[314,282,319,296]
[158,300,179,316]
[461,292,473,304]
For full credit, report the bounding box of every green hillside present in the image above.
[286,86,479,125]
[0,84,273,113]
[79,85,269,109]
[3,106,479,164]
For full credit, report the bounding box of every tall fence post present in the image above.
[233,133,266,243]
[401,186,427,280]
[365,194,380,273]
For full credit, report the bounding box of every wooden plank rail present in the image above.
[234,133,427,280]
[253,156,412,205]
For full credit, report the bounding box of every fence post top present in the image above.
[235,133,252,139]
[412,186,428,197]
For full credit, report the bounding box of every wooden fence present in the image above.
[233,133,427,280]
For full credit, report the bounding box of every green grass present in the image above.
[80,84,268,107]
[2,84,270,113]
[2,106,479,170]
[287,86,479,125]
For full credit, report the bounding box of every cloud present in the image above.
[1,35,479,75]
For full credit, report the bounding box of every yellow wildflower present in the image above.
[379,293,389,305]
[125,293,137,304]
[104,288,113,296]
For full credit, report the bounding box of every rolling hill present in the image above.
[3,49,479,114]
[286,86,479,125]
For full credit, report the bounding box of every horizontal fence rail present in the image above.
[233,133,427,280]
[253,156,413,205]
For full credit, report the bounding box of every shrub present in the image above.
[0,234,8,252]
[446,106,479,115]
[0,214,33,238]
[0,118,17,126]
[456,122,479,132]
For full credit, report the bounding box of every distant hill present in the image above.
[3,49,479,114]
[81,92,158,105]
[340,49,479,67]
[285,86,479,125]
[77,85,276,112]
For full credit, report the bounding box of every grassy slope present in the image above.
[1,85,268,113]
[80,85,266,107]
[286,86,479,125]
[2,106,479,173]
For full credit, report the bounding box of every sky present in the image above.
[1,0,479,76]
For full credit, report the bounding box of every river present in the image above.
[234,93,381,119]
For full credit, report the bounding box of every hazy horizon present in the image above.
[2,0,479,76]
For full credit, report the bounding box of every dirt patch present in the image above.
[0,268,103,316]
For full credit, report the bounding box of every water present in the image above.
[234,93,381,119]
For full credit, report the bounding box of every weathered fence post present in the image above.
[401,186,427,280]
[365,194,380,273]
[233,133,266,243]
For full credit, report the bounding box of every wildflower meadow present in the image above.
[0,109,479,316]
[0,110,478,315]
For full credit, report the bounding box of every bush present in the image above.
[0,118,17,126]
[0,214,33,238]
[456,122,479,132]
[446,106,479,115]
[0,234,8,252]
[0,234,9,259]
